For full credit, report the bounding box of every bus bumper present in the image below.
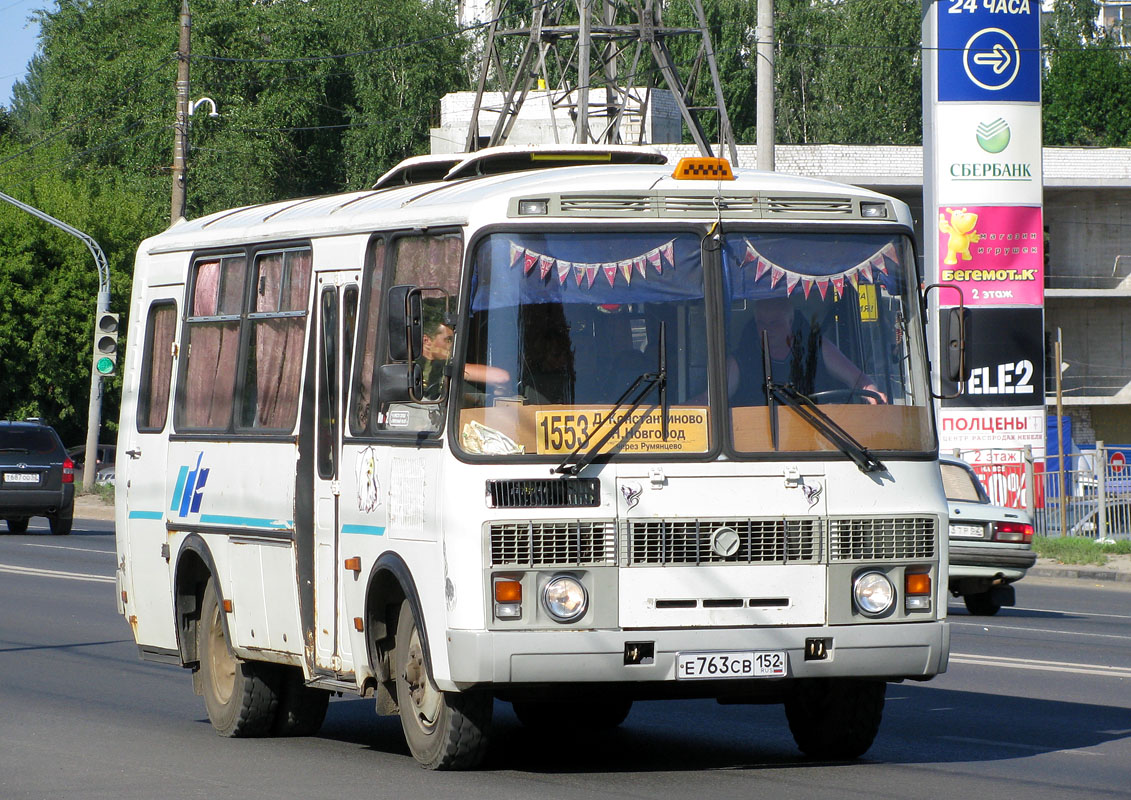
[443,620,949,688]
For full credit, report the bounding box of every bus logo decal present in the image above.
[171,452,209,517]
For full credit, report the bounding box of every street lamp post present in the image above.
[0,190,110,491]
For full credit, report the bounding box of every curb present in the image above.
[1029,565,1131,584]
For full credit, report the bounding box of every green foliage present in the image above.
[775,0,921,145]
[1043,0,1131,146]
[0,0,468,441]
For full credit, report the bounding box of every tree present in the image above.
[1043,0,1131,147]
[0,0,470,437]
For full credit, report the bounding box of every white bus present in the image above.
[116,146,956,769]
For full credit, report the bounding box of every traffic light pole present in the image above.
[0,190,111,491]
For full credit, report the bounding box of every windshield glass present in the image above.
[722,232,932,454]
[456,231,710,458]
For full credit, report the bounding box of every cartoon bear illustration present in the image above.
[939,208,981,265]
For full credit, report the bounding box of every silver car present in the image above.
[942,457,1036,615]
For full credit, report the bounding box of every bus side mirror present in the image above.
[387,285,422,362]
[378,362,423,404]
[942,306,970,384]
[923,284,969,400]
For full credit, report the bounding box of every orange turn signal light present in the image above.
[344,556,362,573]
[494,579,522,604]
[905,573,932,596]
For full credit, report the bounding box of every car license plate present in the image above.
[949,523,985,539]
[3,472,39,485]
[676,650,786,680]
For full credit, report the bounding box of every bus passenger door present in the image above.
[310,273,361,675]
[118,295,180,652]
[312,278,345,673]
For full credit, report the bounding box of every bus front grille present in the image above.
[828,517,937,561]
[627,518,823,566]
[486,478,601,508]
[490,520,618,567]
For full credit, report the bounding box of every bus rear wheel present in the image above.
[273,667,330,736]
[394,601,491,769]
[197,579,280,737]
[784,678,886,760]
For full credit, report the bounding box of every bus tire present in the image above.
[511,697,632,730]
[197,579,280,737]
[784,678,885,760]
[394,601,491,769]
[273,668,330,736]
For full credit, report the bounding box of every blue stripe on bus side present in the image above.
[128,510,164,520]
[199,514,294,530]
[341,524,386,536]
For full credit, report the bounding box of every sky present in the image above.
[1,0,42,108]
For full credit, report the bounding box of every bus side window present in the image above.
[136,301,177,433]
[237,248,312,431]
[350,238,387,436]
[376,232,462,435]
[176,254,247,430]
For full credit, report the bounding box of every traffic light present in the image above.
[94,311,119,376]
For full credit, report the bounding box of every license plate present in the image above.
[949,523,985,539]
[3,472,39,484]
[676,650,787,680]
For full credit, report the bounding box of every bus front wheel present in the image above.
[784,678,886,760]
[394,601,491,769]
[197,579,280,737]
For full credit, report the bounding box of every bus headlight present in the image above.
[853,571,895,616]
[542,575,588,623]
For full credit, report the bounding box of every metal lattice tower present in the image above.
[464,0,737,161]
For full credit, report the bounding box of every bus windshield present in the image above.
[722,231,932,455]
[454,228,932,459]
[457,230,709,458]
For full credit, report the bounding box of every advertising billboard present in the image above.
[940,307,1045,407]
[937,205,1043,306]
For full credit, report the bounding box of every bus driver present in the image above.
[727,295,887,405]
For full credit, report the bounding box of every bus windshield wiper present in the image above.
[765,380,886,474]
[553,323,668,476]
[760,330,883,474]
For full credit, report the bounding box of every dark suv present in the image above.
[0,420,75,535]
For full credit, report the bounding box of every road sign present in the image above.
[938,1,1040,102]
[1111,451,1126,474]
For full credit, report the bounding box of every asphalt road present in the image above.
[2,517,1129,799]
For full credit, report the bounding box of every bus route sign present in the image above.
[938,0,1040,103]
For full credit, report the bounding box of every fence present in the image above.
[950,443,1131,541]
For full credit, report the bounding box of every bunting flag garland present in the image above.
[740,238,897,298]
[505,239,677,290]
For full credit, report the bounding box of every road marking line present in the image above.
[0,563,114,584]
[22,543,115,555]
[950,651,1131,678]
[950,620,1131,642]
